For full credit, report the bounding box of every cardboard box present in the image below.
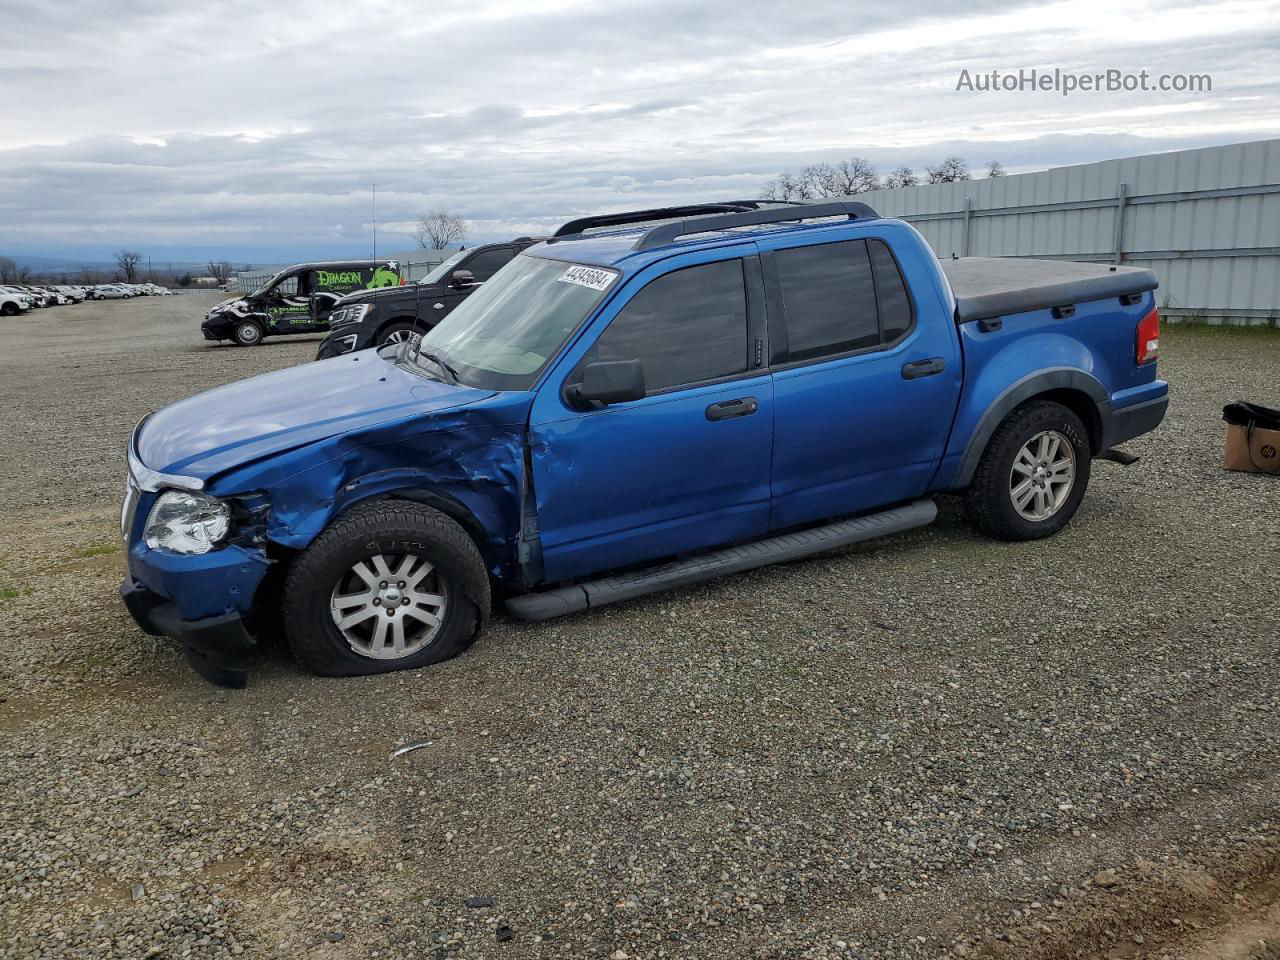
[1224,422,1280,474]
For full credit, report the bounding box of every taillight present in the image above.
[1136,307,1159,364]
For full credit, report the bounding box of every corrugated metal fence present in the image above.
[857,138,1280,326]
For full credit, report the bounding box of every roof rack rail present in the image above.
[634,200,880,251]
[551,203,755,240]
[717,199,804,209]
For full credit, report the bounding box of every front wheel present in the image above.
[231,320,263,346]
[378,321,423,349]
[1,302,17,317]
[122,294,131,299]
[282,500,490,677]
[964,400,1091,541]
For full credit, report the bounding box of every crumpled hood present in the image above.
[135,352,492,479]
[204,296,251,320]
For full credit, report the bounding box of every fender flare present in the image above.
[953,367,1110,488]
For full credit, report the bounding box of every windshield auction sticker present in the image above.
[557,265,615,291]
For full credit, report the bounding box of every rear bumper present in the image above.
[1103,382,1169,449]
[120,579,255,688]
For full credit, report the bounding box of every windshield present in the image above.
[420,250,468,285]
[408,254,618,391]
[250,269,289,296]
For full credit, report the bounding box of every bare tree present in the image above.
[985,159,1006,178]
[0,256,16,284]
[925,156,971,184]
[759,171,814,202]
[764,157,879,201]
[883,166,919,189]
[206,260,233,283]
[414,211,469,250]
[825,157,880,195]
[114,250,144,282]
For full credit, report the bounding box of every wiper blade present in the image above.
[417,350,458,384]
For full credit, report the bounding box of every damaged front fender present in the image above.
[209,391,536,581]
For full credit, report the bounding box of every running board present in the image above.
[505,499,937,622]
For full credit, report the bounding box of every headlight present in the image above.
[332,333,359,353]
[143,490,231,555]
[331,303,373,327]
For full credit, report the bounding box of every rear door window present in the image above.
[773,240,879,362]
[588,259,748,394]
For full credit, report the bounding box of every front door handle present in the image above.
[706,397,759,421]
[901,357,945,380]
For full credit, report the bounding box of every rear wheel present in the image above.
[964,400,1091,541]
[1,302,17,317]
[231,320,263,346]
[379,321,422,349]
[282,500,490,677]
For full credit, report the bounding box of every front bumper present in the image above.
[315,328,366,359]
[120,579,256,688]
[201,319,230,341]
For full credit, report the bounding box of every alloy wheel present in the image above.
[1009,430,1075,521]
[328,553,448,660]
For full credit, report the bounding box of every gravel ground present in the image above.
[0,296,1278,960]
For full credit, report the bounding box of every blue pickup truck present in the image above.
[119,201,1167,686]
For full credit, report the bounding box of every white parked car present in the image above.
[0,287,34,315]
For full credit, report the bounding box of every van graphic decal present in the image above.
[316,270,365,290]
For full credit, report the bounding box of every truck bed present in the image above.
[941,257,1157,323]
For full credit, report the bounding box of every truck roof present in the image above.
[942,257,1158,322]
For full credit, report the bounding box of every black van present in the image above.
[201,259,401,346]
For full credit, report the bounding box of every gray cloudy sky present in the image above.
[2,0,1278,262]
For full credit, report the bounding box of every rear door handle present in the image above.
[706,397,759,421]
[901,357,945,380]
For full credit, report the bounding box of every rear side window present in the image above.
[465,247,515,282]
[868,239,913,343]
[589,259,748,394]
[774,240,878,362]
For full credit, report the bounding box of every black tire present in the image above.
[378,321,423,348]
[122,294,131,299]
[282,500,490,677]
[231,319,263,346]
[964,400,1091,542]
[1,302,17,317]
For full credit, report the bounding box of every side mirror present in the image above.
[567,360,646,408]
[451,269,476,289]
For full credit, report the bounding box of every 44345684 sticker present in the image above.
[557,265,616,291]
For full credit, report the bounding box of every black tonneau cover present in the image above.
[941,257,1157,323]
